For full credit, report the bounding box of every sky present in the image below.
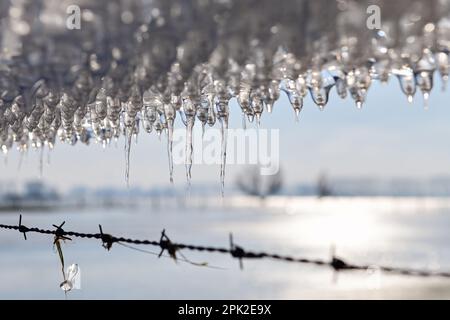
[2,76,450,192]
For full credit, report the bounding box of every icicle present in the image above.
[265,80,280,113]
[415,71,434,110]
[185,116,194,186]
[237,85,251,118]
[124,126,133,188]
[214,78,231,197]
[393,66,416,102]
[307,70,335,110]
[285,90,303,120]
[216,91,230,196]
[219,116,228,197]
[164,103,176,184]
[182,97,197,186]
[167,119,174,184]
[252,93,263,127]
[346,68,370,108]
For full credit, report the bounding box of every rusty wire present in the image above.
[1,215,450,279]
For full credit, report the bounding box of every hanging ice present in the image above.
[0,0,449,191]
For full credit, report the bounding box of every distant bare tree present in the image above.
[317,172,332,198]
[236,166,283,199]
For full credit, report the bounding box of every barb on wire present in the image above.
[99,224,115,251]
[18,215,28,240]
[229,233,246,270]
[158,229,178,262]
[52,221,71,280]
[1,217,450,279]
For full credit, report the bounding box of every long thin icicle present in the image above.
[167,118,174,184]
[185,116,195,186]
[125,126,132,188]
[219,117,228,197]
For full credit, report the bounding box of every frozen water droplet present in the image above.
[415,70,434,105]
[307,70,336,109]
[60,264,80,292]
[393,66,416,101]
[284,88,303,118]
[356,100,363,109]
[407,95,413,103]
[308,85,333,110]
[60,280,73,292]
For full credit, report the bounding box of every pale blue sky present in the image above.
[2,77,450,192]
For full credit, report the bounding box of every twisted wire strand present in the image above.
[1,218,450,279]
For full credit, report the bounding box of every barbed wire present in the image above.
[1,215,450,279]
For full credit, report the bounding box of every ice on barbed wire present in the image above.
[1,0,450,187]
[60,264,81,292]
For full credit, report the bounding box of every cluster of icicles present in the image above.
[1,0,450,194]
